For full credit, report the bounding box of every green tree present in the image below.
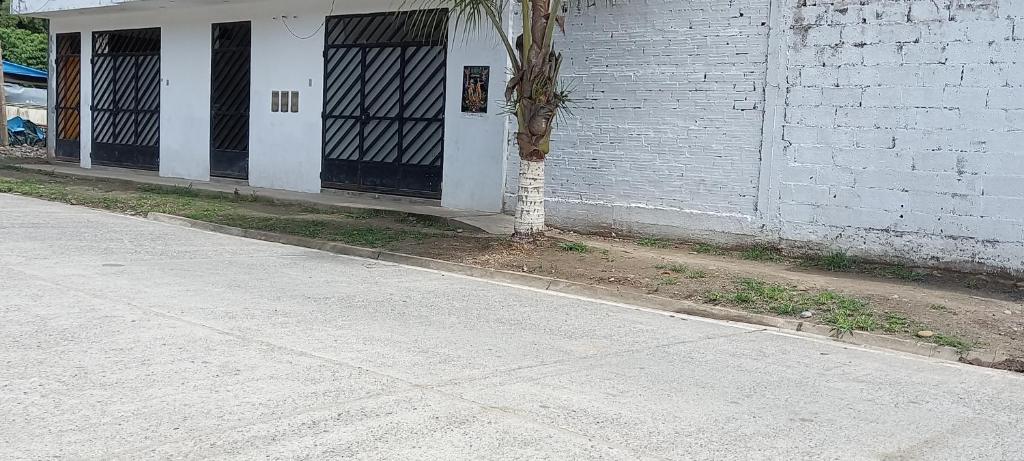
[0,27,46,69]
[0,0,48,70]
[410,0,568,240]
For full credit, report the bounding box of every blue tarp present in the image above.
[8,116,45,146]
[3,61,47,80]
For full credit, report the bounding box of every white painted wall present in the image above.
[46,0,509,208]
[14,0,129,15]
[497,0,1024,273]
[503,0,772,240]
[45,31,56,158]
[774,0,1024,273]
[160,19,212,182]
[441,11,509,212]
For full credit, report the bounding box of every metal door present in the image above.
[55,33,81,161]
[210,22,251,179]
[91,28,161,170]
[322,10,447,198]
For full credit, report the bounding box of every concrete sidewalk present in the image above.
[17,162,514,234]
[1,193,1022,460]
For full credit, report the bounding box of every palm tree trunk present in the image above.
[513,158,545,238]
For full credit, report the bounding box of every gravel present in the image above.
[0,145,46,159]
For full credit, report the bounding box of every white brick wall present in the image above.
[503,0,1024,273]
[777,0,1024,272]
[504,0,772,238]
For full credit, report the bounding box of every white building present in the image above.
[34,0,509,213]
[20,0,1024,274]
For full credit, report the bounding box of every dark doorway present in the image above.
[91,28,161,170]
[210,21,251,180]
[321,10,448,199]
[55,33,81,161]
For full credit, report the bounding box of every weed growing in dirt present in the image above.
[0,177,431,249]
[559,242,590,253]
[137,183,200,198]
[878,265,926,281]
[882,313,912,334]
[655,263,707,280]
[636,237,670,248]
[656,263,688,273]
[206,214,428,247]
[657,276,680,286]
[822,296,877,336]
[741,244,782,262]
[817,251,854,272]
[932,334,975,355]
[685,269,708,279]
[693,243,725,255]
[706,279,879,336]
[349,209,391,220]
[929,303,951,312]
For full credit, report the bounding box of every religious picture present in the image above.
[461,66,489,113]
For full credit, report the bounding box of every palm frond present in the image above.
[401,0,521,71]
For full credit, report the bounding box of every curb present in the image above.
[146,212,1008,366]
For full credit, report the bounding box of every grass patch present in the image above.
[820,296,877,336]
[655,263,707,279]
[137,183,202,198]
[693,243,724,255]
[741,244,782,262]
[210,214,426,247]
[931,334,975,355]
[657,276,680,286]
[0,176,430,248]
[882,313,912,334]
[0,177,234,217]
[685,269,708,279]
[706,278,879,336]
[636,237,670,248]
[558,241,590,253]
[817,250,854,272]
[878,265,926,282]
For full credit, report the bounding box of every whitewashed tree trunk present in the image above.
[514,159,545,239]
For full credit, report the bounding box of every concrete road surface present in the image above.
[1,193,1022,460]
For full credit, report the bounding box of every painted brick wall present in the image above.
[777,0,1024,271]
[504,0,772,239]
[503,0,1024,273]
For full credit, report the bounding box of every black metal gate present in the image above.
[55,33,81,161]
[92,28,161,170]
[322,10,448,198]
[210,22,251,179]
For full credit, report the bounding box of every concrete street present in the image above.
[1,193,1022,460]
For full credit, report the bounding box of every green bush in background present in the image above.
[0,0,48,70]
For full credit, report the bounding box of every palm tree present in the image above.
[409,0,568,240]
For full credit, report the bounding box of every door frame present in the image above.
[55,32,82,161]
[209,21,252,180]
[90,27,161,170]
[320,10,448,199]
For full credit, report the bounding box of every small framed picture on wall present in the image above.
[461,66,490,113]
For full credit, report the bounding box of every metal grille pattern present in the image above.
[92,28,160,170]
[210,22,251,179]
[56,33,81,160]
[322,10,447,198]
